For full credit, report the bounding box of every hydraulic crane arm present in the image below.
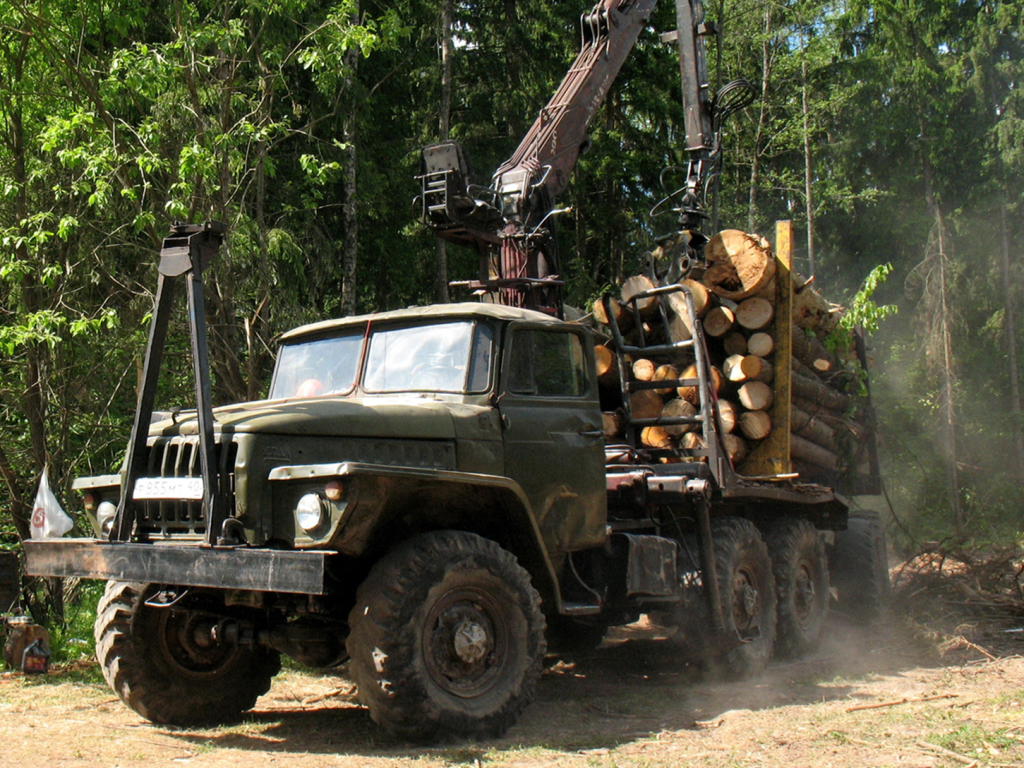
[494,0,658,207]
[419,0,752,315]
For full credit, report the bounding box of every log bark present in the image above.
[791,369,851,412]
[703,306,735,337]
[736,297,774,330]
[739,409,772,440]
[621,274,659,317]
[661,397,698,436]
[791,433,839,470]
[702,230,776,300]
[791,406,838,453]
[747,332,774,358]
[791,328,840,376]
[738,380,773,411]
[665,279,710,318]
[667,312,692,343]
[792,396,847,425]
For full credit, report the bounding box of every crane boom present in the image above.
[419,0,752,315]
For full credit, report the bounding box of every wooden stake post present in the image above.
[739,221,793,476]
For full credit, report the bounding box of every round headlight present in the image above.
[296,493,326,533]
[96,501,117,535]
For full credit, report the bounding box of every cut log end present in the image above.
[738,380,774,411]
[702,230,776,300]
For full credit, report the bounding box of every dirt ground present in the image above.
[2,606,1024,768]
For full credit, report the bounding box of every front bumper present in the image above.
[23,539,335,595]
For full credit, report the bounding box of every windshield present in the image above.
[269,320,494,399]
[270,332,363,399]
[364,321,492,393]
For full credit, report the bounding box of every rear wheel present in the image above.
[346,531,546,740]
[707,517,777,680]
[830,510,890,623]
[94,581,280,726]
[764,517,829,657]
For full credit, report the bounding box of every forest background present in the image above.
[0,0,1022,616]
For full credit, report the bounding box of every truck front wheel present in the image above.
[94,581,280,726]
[346,531,546,740]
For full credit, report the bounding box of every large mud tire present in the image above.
[707,517,777,680]
[830,510,890,623]
[94,581,280,726]
[346,531,546,741]
[764,517,829,658]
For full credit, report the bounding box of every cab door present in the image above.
[498,322,607,567]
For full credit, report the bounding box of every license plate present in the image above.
[133,477,205,501]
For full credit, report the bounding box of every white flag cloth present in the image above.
[29,467,74,540]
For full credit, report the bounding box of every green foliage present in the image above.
[840,263,899,335]
[0,0,1018,615]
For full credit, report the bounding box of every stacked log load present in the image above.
[593,227,873,487]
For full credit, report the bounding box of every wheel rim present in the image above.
[153,609,241,680]
[423,586,510,699]
[792,561,817,629]
[731,566,760,632]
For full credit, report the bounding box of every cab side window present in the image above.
[508,329,587,397]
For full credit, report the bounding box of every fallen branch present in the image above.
[843,696,954,712]
[302,684,356,705]
[915,740,980,767]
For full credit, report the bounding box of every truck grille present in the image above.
[137,436,237,538]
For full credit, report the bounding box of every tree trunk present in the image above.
[341,24,360,317]
[922,138,962,536]
[748,4,773,232]
[800,23,816,276]
[434,0,454,303]
[1000,201,1024,482]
